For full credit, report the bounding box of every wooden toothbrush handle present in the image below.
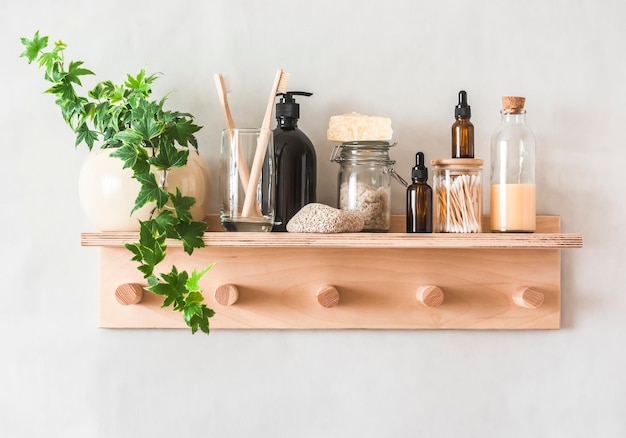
[233,132,250,192]
[241,128,270,217]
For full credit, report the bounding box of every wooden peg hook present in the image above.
[416,285,444,308]
[115,283,144,305]
[513,287,544,309]
[215,284,239,306]
[317,285,340,308]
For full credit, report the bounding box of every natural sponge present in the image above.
[327,112,393,142]
[286,203,364,233]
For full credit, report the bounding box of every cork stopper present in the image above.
[502,96,526,114]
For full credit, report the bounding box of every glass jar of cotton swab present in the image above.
[431,158,483,233]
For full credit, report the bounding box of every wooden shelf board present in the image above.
[82,215,582,250]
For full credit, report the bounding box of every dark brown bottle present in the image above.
[272,92,317,232]
[452,90,474,158]
[406,152,432,233]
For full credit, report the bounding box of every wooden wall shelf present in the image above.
[81,215,582,330]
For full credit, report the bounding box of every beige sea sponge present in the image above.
[286,203,364,233]
[327,112,392,142]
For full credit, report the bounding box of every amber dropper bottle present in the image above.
[406,152,433,233]
[452,90,474,158]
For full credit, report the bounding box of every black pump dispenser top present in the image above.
[276,91,313,121]
[455,90,471,119]
[412,152,428,182]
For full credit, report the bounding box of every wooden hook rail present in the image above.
[115,281,544,311]
[83,215,581,330]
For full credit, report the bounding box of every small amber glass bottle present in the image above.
[452,90,474,158]
[406,152,433,233]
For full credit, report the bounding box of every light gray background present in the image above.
[1,1,623,437]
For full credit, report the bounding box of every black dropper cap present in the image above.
[276,91,313,120]
[454,90,471,119]
[411,152,428,182]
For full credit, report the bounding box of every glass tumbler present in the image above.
[219,128,275,232]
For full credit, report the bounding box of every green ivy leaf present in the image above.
[186,265,214,292]
[114,129,143,147]
[88,81,114,100]
[186,291,204,304]
[165,115,202,148]
[133,172,169,212]
[149,141,188,170]
[58,97,84,126]
[146,264,214,334]
[65,61,94,86]
[108,84,126,104]
[183,302,203,325]
[168,187,195,223]
[92,99,130,146]
[93,101,111,131]
[149,266,189,309]
[174,220,207,255]
[125,69,159,97]
[20,31,48,63]
[110,142,148,171]
[45,81,77,102]
[125,221,166,278]
[131,115,164,142]
[75,122,99,149]
[189,305,214,334]
[37,51,63,77]
[152,210,178,235]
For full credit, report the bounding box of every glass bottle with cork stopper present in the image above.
[489,96,536,233]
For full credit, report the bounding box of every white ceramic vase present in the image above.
[78,148,210,231]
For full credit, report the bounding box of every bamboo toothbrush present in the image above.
[214,73,251,192]
[241,69,290,217]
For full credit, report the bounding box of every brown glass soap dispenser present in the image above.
[452,90,474,158]
[406,152,433,233]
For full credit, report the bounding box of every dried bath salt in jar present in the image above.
[330,141,407,232]
[431,158,483,233]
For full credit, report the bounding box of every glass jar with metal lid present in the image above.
[330,141,407,232]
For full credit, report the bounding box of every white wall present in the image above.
[1,1,624,436]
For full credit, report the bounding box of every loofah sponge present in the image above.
[327,112,393,142]
[286,203,364,233]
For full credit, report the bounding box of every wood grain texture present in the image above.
[215,284,239,306]
[416,285,444,308]
[96,247,562,330]
[114,283,144,305]
[82,215,582,249]
[86,215,579,330]
[317,285,340,308]
[513,287,545,309]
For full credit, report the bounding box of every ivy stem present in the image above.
[148,167,169,220]
[160,169,168,189]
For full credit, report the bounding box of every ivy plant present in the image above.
[21,31,215,334]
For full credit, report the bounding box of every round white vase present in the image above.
[78,148,210,231]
